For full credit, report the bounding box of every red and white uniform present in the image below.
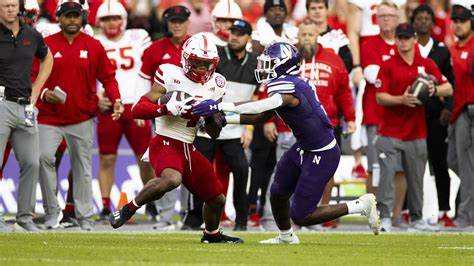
[96,29,151,104]
[375,51,447,140]
[153,64,226,143]
[146,63,226,201]
[300,45,355,127]
[360,35,396,126]
[95,29,152,155]
[450,36,474,124]
[348,0,406,41]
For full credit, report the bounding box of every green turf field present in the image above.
[1,232,473,265]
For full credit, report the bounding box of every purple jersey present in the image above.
[267,75,334,151]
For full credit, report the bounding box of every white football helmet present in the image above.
[211,0,243,21]
[96,0,127,37]
[211,0,243,28]
[181,33,220,84]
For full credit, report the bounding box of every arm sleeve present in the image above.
[132,96,167,120]
[222,93,284,114]
[338,45,354,72]
[96,42,121,102]
[139,45,157,80]
[153,65,166,87]
[34,30,48,59]
[335,68,356,122]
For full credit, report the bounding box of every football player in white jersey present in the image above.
[94,0,154,219]
[110,33,243,244]
[347,0,406,87]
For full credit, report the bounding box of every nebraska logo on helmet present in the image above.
[181,33,220,84]
[96,0,128,38]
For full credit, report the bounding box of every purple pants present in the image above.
[270,143,340,220]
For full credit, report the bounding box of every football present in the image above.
[408,74,433,104]
[157,91,194,105]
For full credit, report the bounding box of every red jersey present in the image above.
[300,45,355,127]
[450,35,474,123]
[375,51,447,140]
[139,36,189,81]
[360,35,397,125]
[36,32,120,126]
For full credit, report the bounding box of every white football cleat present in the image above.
[359,193,380,235]
[259,233,300,244]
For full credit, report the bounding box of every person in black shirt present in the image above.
[0,0,53,232]
[412,4,455,227]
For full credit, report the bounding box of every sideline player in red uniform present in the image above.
[94,0,153,219]
[447,4,474,228]
[110,33,242,243]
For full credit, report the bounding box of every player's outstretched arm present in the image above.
[225,111,275,125]
[192,93,299,117]
[131,83,167,120]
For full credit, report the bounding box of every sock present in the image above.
[102,197,111,210]
[205,229,219,235]
[346,199,365,214]
[279,228,294,239]
[64,203,74,214]
[126,199,140,213]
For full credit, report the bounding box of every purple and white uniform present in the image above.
[268,75,340,220]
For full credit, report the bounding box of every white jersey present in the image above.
[252,18,298,46]
[349,0,406,38]
[153,64,226,143]
[318,28,349,54]
[95,29,152,104]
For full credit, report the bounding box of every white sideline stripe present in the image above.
[438,247,474,250]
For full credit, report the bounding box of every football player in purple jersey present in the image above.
[192,42,380,244]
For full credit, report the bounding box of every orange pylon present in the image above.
[118,192,128,209]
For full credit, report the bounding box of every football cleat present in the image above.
[59,211,79,228]
[259,233,300,244]
[359,193,381,235]
[109,205,134,229]
[201,229,244,244]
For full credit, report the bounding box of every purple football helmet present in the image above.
[255,42,301,83]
